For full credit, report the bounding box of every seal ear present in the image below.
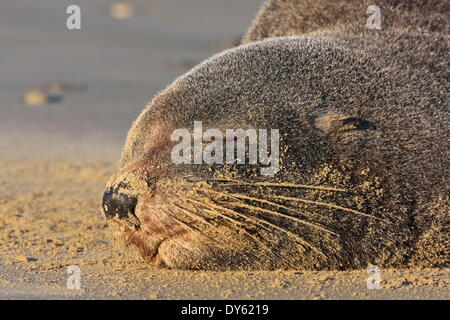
[312,113,376,134]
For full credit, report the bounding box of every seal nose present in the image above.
[102,184,141,229]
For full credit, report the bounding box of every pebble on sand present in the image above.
[15,256,36,263]
[23,90,48,106]
[110,3,135,19]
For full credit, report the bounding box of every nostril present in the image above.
[102,188,140,229]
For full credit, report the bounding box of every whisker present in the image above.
[173,203,229,238]
[184,198,278,256]
[162,208,223,249]
[191,196,326,259]
[197,188,338,236]
[268,195,384,221]
[185,197,272,233]
[157,208,210,257]
[160,208,197,234]
[206,178,347,192]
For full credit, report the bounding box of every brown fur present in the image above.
[243,0,449,42]
[104,0,449,270]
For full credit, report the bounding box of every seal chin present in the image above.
[119,226,183,267]
[118,220,221,269]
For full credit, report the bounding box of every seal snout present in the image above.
[102,184,141,230]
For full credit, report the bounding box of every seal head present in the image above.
[102,1,449,270]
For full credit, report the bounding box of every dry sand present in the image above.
[0,0,448,299]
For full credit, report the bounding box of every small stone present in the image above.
[15,256,36,263]
[23,90,48,106]
[110,3,135,19]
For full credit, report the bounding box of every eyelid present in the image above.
[314,114,376,133]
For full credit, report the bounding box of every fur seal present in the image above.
[102,0,449,270]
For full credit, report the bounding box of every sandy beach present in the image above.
[0,0,448,300]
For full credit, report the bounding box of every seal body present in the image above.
[102,0,449,270]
